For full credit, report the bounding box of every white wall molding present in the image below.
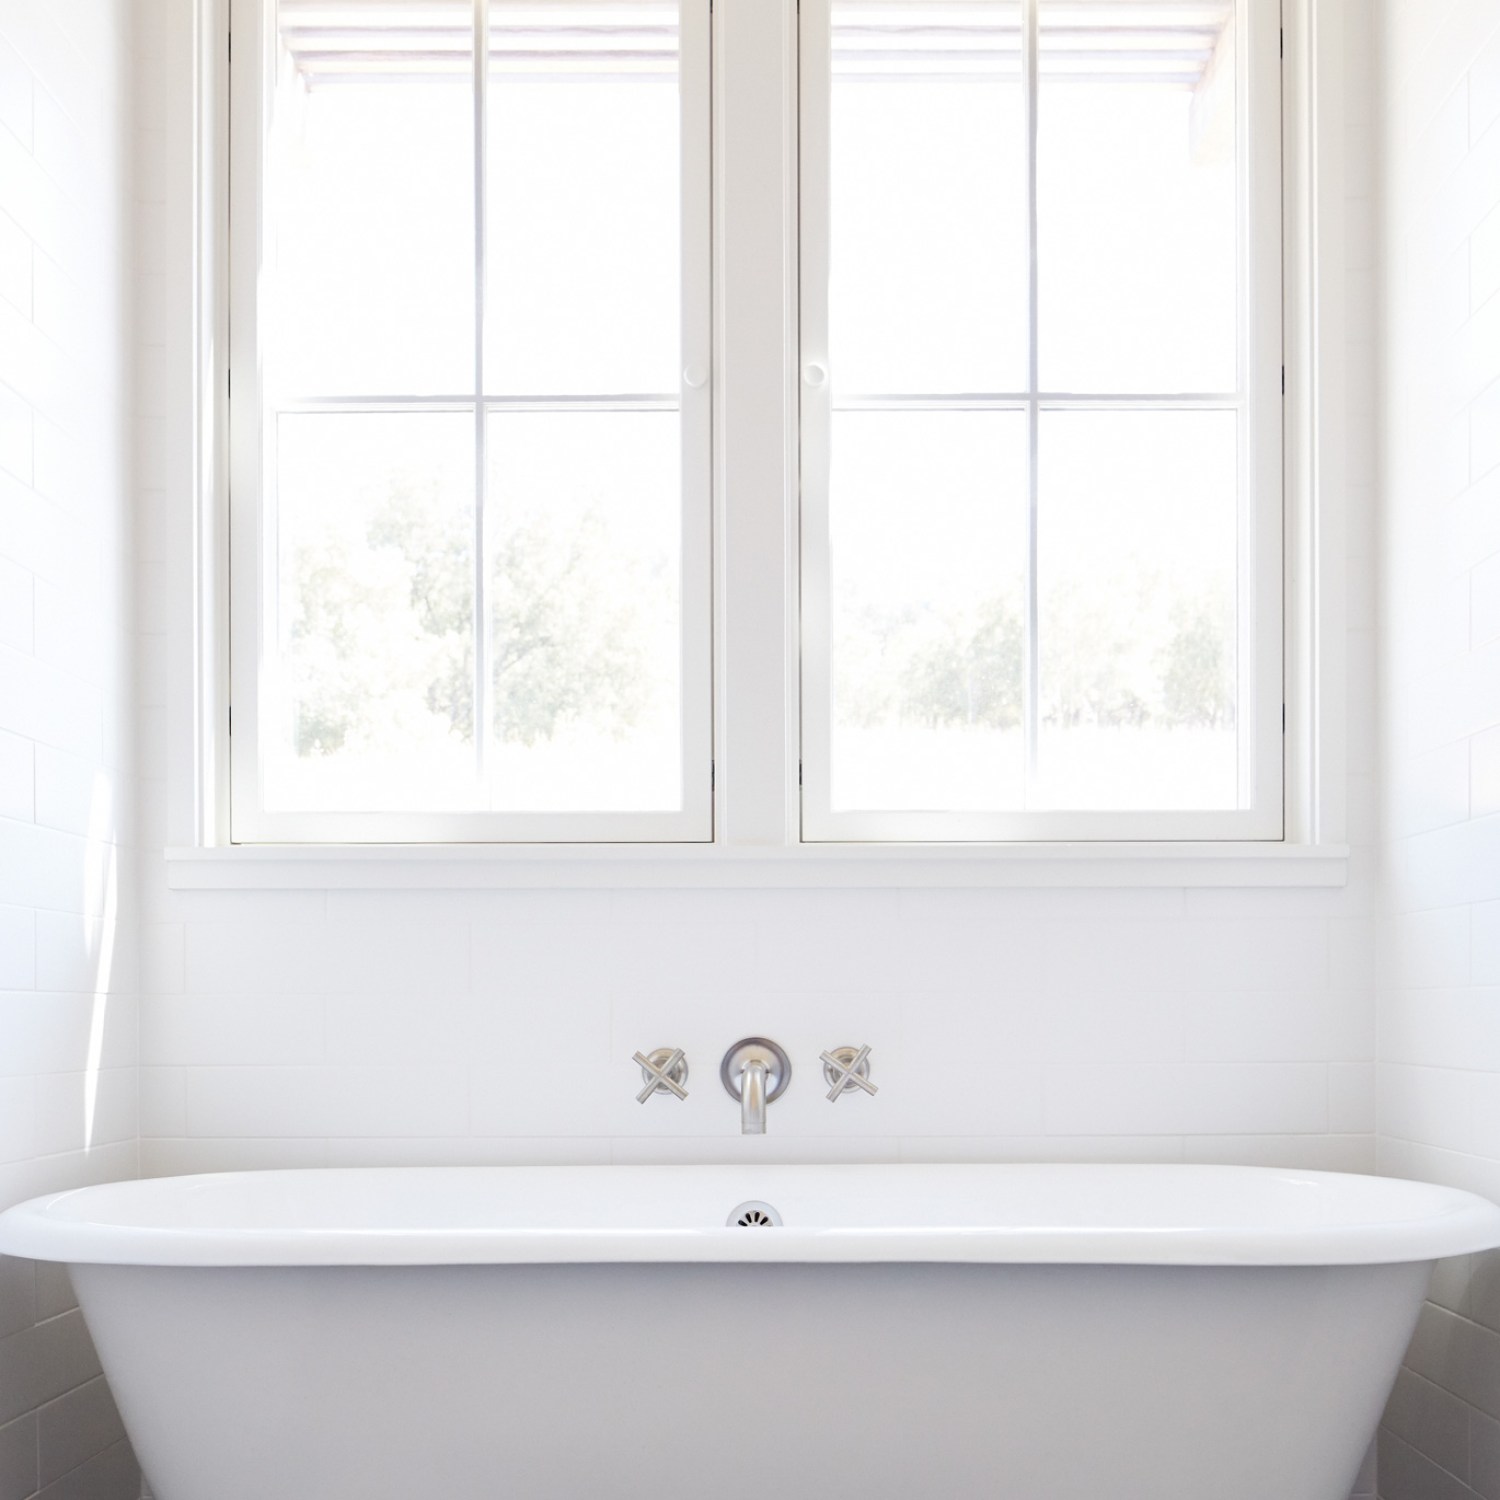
[1284,0,1352,851]
[164,841,1350,889]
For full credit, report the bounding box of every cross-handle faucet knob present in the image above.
[634,1048,689,1103]
[720,1038,791,1134]
[821,1045,877,1102]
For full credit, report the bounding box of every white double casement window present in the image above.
[226,0,1283,847]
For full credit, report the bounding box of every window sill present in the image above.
[164,842,1349,890]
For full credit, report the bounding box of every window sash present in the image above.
[797,0,1284,842]
[226,0,714,843]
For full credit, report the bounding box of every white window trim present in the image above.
[168,0,1352,889]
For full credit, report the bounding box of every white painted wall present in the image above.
[1375,0,1500,1496]
[0,2,141,1496]
[131,1,1381,1179]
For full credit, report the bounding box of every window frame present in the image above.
[798,0,1285,843]
[225,0,716,843]
[171,0,1352,888]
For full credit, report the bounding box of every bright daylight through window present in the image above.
[800,0,1282,840]
[227,0,1282,845]
[229,0,712,841]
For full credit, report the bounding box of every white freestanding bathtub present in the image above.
[3,1164,1497,1500]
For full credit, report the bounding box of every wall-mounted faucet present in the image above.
[720,1038,791,1134]
[643,1040,871,1129]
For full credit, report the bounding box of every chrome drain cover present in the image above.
[727,1199,782,1227]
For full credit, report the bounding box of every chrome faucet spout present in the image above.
[742,1058,768,1135]
[720,1038,791,1135]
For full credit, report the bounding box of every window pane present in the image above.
[268,1,475,396]
[1037,1,1238,393]
[265,414,476,812]
[829,1,1027,394]
[485,5,680,396]
[485,412,682,811]
[829,411,1028,811]
[1036,410,1239,810]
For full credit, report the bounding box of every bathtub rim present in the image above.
[3,1163,1498,1269]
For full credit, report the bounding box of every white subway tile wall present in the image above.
[125,881,1386,1166]
[0,0,141,1496]
[1378,0,1500,1496]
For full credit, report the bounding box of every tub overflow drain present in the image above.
[728,1200,782,1227]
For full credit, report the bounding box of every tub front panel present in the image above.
[73,1259,1428,1500]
